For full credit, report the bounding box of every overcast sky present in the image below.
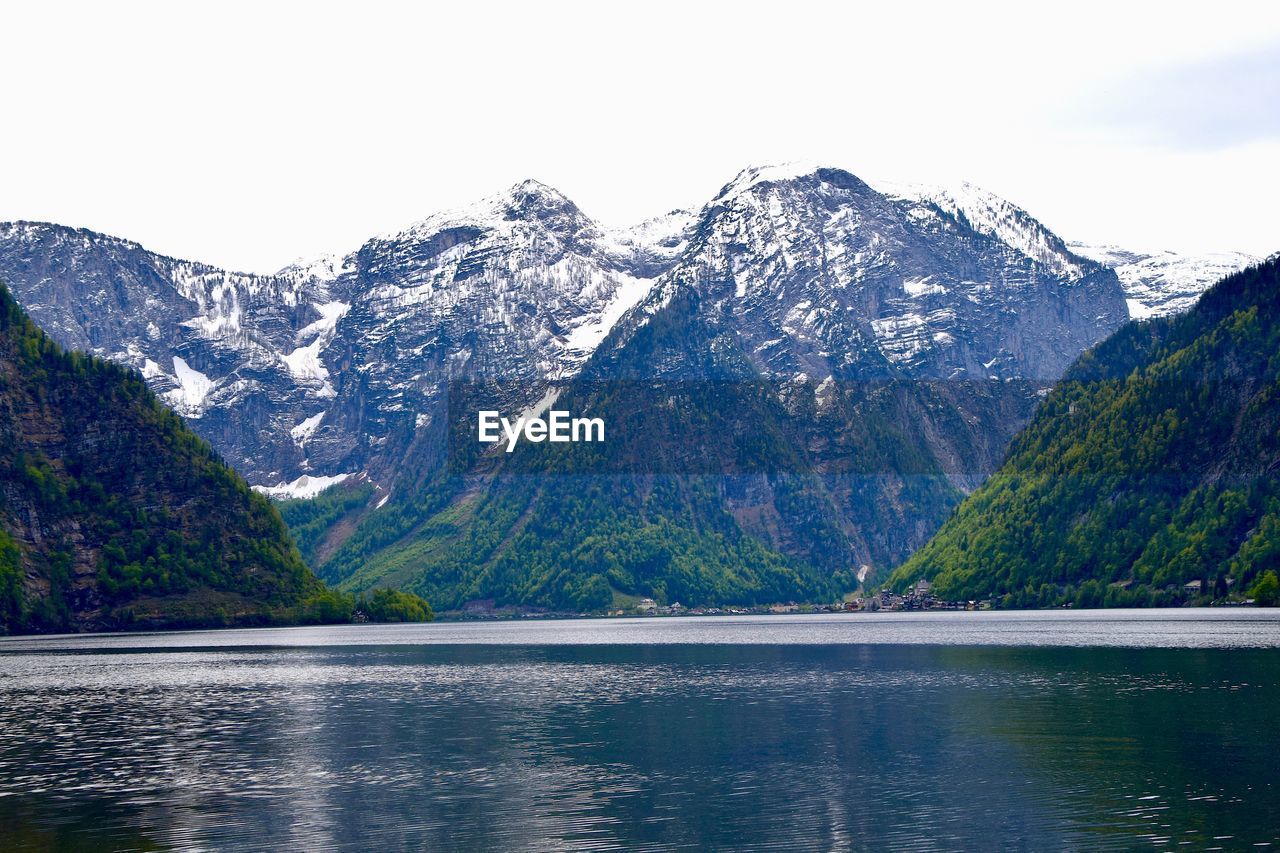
[3,1,1278,273]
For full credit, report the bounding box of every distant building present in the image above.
[913,579,932,597]
[1183,579,1204,596]
[636,598,657,612]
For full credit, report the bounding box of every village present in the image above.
[447,579,990,620]
[608,579,991,618]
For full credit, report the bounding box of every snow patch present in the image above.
[714,162,823,205]
[167,356,215,413]
[290,412,325,446]
[253,473,355,500]
[562,273,654,357]
[1071,242,1258,319]
[282,301,349,388]
[520,387,562,421]
[278,253,354,282]
[872,178,1086,280]
[1126,298,1156,320]
[903,277,947,297]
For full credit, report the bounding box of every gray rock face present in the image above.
[609,167,1129,384]
[308,181,688,485]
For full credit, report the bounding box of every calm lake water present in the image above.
[2,610,1279,851]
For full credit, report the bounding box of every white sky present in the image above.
[2,0,1278,273]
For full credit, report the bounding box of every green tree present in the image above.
[362,588,434,623]
[1249,571,1280,607]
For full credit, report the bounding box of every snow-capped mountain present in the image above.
[0,185,693,493]
[0,221,344,487]
[1,168,1214,517]
[1068,242,1259,319]
[2,164,1208,606]
[603,166,1127,384]
[578,163,1130,537]
[282,181,692,491]
[312,165,1138,604]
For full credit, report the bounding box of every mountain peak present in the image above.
[500,178,583,222]
[712,162,851,205]
[387,179,588,244]
[507,177,562,197]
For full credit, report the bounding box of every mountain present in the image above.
[1,167,1144,609]
[0,186,692,495]
[308,166,1131,609]
[0,282,326,634]
[641,167,1126,384]
[0,221,344,488]
[889,254,1280,607]
[292,181,691,493]
[1068,241,1258,320]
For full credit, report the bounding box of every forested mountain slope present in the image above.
[891,255,1280,607]
[0,283,324,633]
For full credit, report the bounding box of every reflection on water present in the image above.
[1,612,1278,850]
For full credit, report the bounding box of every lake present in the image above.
[2,610,1278,850]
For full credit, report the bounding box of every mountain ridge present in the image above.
[0,167,1257,610]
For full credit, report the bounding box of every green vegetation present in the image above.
[276,480,376,566]
[290,586,433,623]
[319,469,835,612]
[361,588,434,622]
[0,281,387,634]
[891,257,1280,607]
[1250,571,1280,607]
[0,529,22,630]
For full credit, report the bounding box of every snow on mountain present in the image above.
[281,299,349,390]
[0,221,342,486]
[167,355,216,414]
[709,162,827,205]
[289,411,326,447]
[336,180,675,383]
[1,168,1231,502]
[601,209,697,274]
[605,165,1127,383]
[0,189,686,488]
[253,472,357,500]
[523,164,1132,584]
[872,178,1090,280]
[1068,242,1259,319]
[277,253,354,284]
[299,179,684,481]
